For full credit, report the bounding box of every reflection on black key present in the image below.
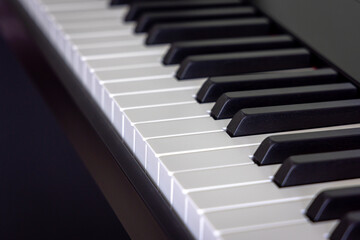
[306,186,360,222]
[146,18,270,45]
[273,149,360,187]
[176,48,309,80]
[126,0,243,21]
[331,211,360,240]
[227,99,360,137]
[253,128,360,166]
[164,35,295,65]
[136,7,256,32]
[211,83,357,119]
[196,68,338,103]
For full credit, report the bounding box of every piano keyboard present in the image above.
[18,0,360,239]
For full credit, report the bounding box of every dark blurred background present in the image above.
[0,1,130,239]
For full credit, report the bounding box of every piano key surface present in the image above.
[19,0,360,239]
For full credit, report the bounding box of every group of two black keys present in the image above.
[253,127,360,240]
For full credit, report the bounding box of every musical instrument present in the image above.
[12,0,360,239]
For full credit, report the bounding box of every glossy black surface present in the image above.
[136,7,256,33]
[146,18,270,45]
[196,68,338,103]
[211,83,357,120]
[126,0,243,21]
[331,211,360,240]
[273,149,360,187]
[163,35,294,65]
[306,186,360,222]
[227,99,360,137]
[176,48,309,80]
[253,128,360,166]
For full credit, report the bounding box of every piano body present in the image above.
[8,0,360,239]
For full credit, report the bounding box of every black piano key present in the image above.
[211,83,357,120]
[163,35,295,65]
[196,68,338,103]
[126,0,243,21]
[176,48,310,80]
[146,18,270,45]
[226,99,360,137]
[110,0,127,5]
[306,186,360,222]
[273,149,360,187]
[135,7,256,33]
[253,128,360,166]
[331,211,360,240]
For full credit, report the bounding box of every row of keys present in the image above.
[20,0,360,239]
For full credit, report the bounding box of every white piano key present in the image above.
[86,50,162,71]
[44,1,108,12]
[94,65,176,99]
[60,21,132,31]
[79,45,167,60]
[183,179,360,237]
[172,164,277,223]
[104,78,204,97]
[67,29,132,39]
[134,118,229,167]
[84,47,164,63]
[133,117,227,162]
[76,40,142,50]
[220,221,336,240]
[114,89,198,110]
[86,56,165,81]
[147,123,360,157]
[124,102,213,125]
[104,79,199,115]
[90,59,162,74]
[204,199,311,237]
[40,0,102,3]
[174,164,278,192]
[94,67,178,103]
[90,59,164,82]
[90,63,160,86]
[65,26,132,39]
[81,46,161,81]
[160,146,257,173]
[52,9,127,22]
[147,132,254,188]
[48,6,124,22]
[147,131,261,157]
[171,164,283,234]
[122,103,213,149]
[105,82,200,122]
[137,117,228,140]
[40,0,99,2]
[158,146,258,201]
[70,35,145,47]
[112,89,200,139]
